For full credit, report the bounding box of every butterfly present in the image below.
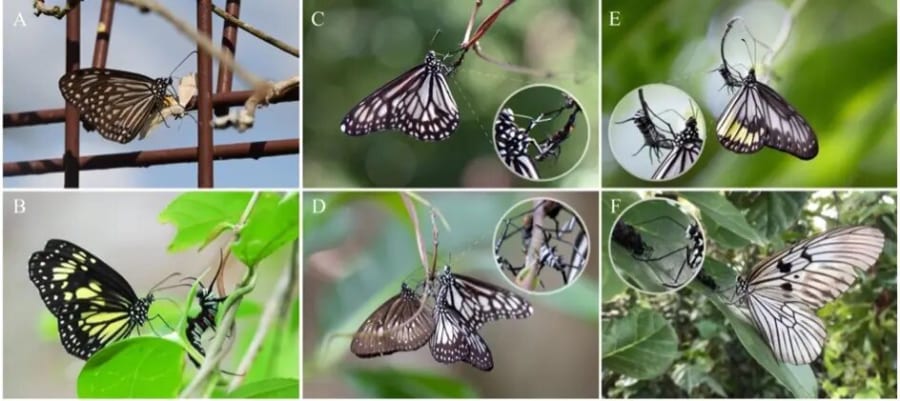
[728,226,884,364]
[494,108,540,180]
[651,107,704,181]
[340,51,460,141]
[28,239,155,359]
[428,266,532,370]
[185,280,227,367]
[715,19,818,160]
[615,88,676,164]
[351,282,435,358]
[59,68,178,144]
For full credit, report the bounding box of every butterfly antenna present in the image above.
[149,272,184,294]
[168,51,198,78]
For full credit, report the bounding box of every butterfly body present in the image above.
[59,68,173,144]
[186,282,226,367]
[28,239,154,359]
[494,108,540,179]
[341,51,459,141]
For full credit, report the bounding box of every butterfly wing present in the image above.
[429,300,493,371]
[59,68,171,144]
[28,239,150,359]
[439,269,533,329]
[351,283,434,357]
[494,108,539,179]
[340,52,459,141]
[745,291,826,364]
[186,283,225,367]
[743,226,884,309]
[715,71,818,160]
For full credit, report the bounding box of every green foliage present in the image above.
[601,308,678,379]
[303,0,599,188]
[602,191,897,397]
[344,368,478,398]
[77,338,185,398]
[602,0,897,187]
[226,378,300,398]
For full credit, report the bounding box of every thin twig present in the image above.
[517,200,546,290]
[180,192,261,398]
[226,253,296,392]
[212,4,298,58]
[114,0,267,90]
[33,0,77,19]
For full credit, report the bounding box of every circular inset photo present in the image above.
[608,84,706,181]
[493,84,590,181]
[608,198,705,293]
[493,198,590,293]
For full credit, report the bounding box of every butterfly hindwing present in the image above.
[429,291,493,371]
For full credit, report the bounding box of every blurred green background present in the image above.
[602,0,897,187]
[303,0,599,188]
[303,192,599,398]
[601,191,897,397]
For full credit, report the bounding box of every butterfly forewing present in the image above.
[340,51,459,141]
[743,226,885,309]
[59,68,172,144]
[438,269,533,329]
[351,283,435,357]
[28,239,152,359]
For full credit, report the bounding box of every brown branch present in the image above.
[33,0,77,19]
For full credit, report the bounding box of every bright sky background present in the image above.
[2,1,299,188]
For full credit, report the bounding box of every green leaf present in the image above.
[692,281,817,397]
[742,192,809,241]
[77,337,184,398]
[159,192,252,251]
[601,308,678,379]
[670,363,727,397]
[232,192,299,267]
[680,193,763,245]
[344,368,478,398]
[226,378,299,398]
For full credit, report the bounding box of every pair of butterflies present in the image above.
[350,265,533,371]
[494,101,582,180]
[612,215,705,290]
[28,239,224,366]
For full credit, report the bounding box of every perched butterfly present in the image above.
[428,266,532,370]
[351,282,435,358]
[341,51,460,141]
[651,106,704,181]
[715,19,818,160]
[59,68,178,144]
[728,226,884,364]
[28,239,154,359]
[185,280,226,367]
[615,88,675,164]
[430,281,494,371]
[494,108,540,180]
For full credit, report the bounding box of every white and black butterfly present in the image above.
[651,106,704,181]
[59,68,179,144]
[727,226,884,364]
[428,266,533,370]
[494,108,540,179]
[715,18,818,160]
[341,51,460,141]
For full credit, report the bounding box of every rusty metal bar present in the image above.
[215,0,241,117]
[197,0,214,187]
[63,0,81,188]
[4,88,297,128]
[92,0,116,67]
[4,139,299,176]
